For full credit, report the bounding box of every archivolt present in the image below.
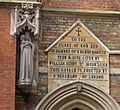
[35,81,120,110]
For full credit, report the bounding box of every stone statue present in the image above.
[18,32,35,85]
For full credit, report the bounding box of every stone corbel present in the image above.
[10,3,40,37]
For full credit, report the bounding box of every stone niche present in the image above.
[45,21,110,93]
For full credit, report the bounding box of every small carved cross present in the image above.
[76,27,81,36]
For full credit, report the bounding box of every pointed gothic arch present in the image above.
[35,81,120,110]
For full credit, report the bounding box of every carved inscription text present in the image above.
[48,25,109,92]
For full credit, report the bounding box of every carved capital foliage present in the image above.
[10,3,40,37]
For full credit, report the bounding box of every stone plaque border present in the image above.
[45,20,120,93]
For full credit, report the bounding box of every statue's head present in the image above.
[20,32,31,41]
[25,32,31,41]
[20,34,25,41]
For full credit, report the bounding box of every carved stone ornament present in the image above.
[10,3,40,36]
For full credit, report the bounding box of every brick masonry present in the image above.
[110,55,120,102]
[40,11,120,102]
[0,0,119,110]
[43,0,120,11]
[0,6,16,110]
[16,11,120,109]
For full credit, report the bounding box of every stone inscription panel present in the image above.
[48,25,109,92]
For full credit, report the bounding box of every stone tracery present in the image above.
[10,3,40,36]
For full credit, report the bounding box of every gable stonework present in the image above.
[46,21,110,93]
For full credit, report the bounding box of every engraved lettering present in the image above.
[72,37,85,42]
[48,25,109,92]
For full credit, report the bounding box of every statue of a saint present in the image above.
[18,32,35,85]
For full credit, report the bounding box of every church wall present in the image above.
[43,0,120,11]
[0,0,120,110]
[110,54,120,102]
[40,11,120,103]
[16,10,120,109]
[0,6,16,110]
[0,0,119,110]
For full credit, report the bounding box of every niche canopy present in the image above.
[10,3,40,36]
[46,20,110,93]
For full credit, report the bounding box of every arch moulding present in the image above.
[35,81,120,110]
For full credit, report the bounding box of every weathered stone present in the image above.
[46,21,110,93]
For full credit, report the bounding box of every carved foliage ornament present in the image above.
[10,3,40,36]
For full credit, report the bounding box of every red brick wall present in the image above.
[0,7,16,110]
[39,13,120,103]
[43,0,120,11]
